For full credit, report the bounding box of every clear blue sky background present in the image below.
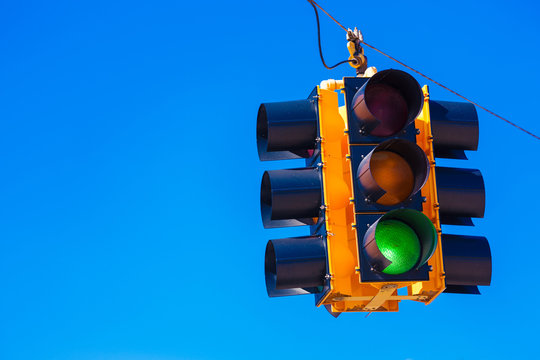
[1,1,539,359]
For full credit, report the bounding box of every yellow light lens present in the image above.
[371,150,414,205]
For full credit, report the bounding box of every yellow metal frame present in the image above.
[411,85,446,303]
[315,81,445,313]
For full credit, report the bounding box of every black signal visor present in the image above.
[260,168,322,228]
[442,234,492,293]
[257,99,318,161]
[265,236,326,297]
[350,69,423,137]
[430,100,479,160]
[436,167,485,226]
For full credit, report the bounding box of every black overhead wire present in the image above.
[308,0,354,69]
[306,0,540,141]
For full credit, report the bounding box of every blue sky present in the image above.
[1,1,539,359]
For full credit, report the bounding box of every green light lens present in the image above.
[375,219,421,275]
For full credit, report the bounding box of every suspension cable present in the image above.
[306,0,539,140]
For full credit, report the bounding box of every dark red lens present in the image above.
[365,83,408,137]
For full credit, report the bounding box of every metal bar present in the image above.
[332,283,429,305]
[363,284,397,311]
[333,294,428,302]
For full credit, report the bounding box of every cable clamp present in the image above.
[346,27,367,75]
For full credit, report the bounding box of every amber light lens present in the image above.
[365,83,408,137]
[370,150,414,205]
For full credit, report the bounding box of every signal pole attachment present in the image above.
[346,27,367,75]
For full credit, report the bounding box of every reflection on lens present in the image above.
[365,83,408,137]
[370,150,414,205]
[375,219,420,275]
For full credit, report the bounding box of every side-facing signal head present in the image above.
[257,99,318,161]
[260,168,322,228]
[265,236,326,297]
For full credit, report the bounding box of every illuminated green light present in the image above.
[375,219,420,275]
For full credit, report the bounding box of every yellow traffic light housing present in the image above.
[313,76,446,314]
[257,68,491,315]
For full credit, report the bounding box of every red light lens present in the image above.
[366,83,408,137]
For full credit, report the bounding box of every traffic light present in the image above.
[427,99,492,295]
[257,92,328,297]
[257,68,491,315]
